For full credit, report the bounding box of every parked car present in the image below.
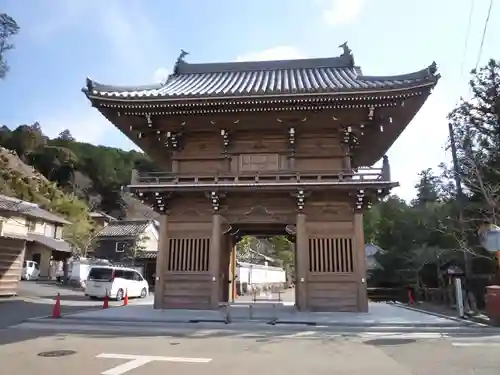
[84,266,149,301]
[21,260,40,281]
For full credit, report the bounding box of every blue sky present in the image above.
[1,0,498,200]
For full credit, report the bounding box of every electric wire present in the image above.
[475,0,493,70]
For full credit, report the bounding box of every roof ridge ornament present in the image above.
[85,77,94,92]
[428,61,438,75]
[338,41,355,67]
[173,49,189,75]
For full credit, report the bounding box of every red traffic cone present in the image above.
[408,289,415,305]
[52,293,61,318]
[123,290,128,306]
[103,292,109,309]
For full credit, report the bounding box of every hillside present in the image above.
[0,145,94,251]
[0,124,158,221]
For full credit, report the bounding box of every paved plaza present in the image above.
[2,325,500,375]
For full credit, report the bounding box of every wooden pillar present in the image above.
[229,241,237,302]
[295,212,308,311]
[354,212,368,312]
[209,213,222,309]
[154,214,169,309]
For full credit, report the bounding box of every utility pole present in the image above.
[448,121,472,277]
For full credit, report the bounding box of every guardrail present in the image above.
[131,167,389,185]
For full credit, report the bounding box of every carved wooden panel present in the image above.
[228,205,289,224]
[178,159,227,174]
[294,157,344,171]
[304,202,354,222]
[239,153,280,172]
[222,194,296,224]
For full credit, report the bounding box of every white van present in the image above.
[85,266,149,301]
[22,260,40,281]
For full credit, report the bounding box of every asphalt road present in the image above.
[1,327,500,375]
[0,281,152,329]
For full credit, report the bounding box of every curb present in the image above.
[26,314,473,328]
[392,302,487,327]
[19,317,500,334]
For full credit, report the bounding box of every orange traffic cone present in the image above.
[103,292,109,309]
[123,290,128,306]
[52,293,61,319]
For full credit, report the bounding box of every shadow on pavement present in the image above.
[19,280,84,294]
[37,295,95,302]
[0,298,99,330]
[4,322,500,348]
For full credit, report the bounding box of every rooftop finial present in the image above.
[338,42,355,66]
[85,77,94,92]
[338,42,351,56]
[173,49,190,75]
[428,61,438,75]
[178,49,189,62]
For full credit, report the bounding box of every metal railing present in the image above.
[130,167,390,186]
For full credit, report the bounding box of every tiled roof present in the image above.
[89,211,117,221]
[96,220,151,238]
[0,194,70,225]
[27,233,72,253]
[84,52,439,100]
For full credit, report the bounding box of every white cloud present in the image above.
[153,67,170,83]
[38,108,110,145]
[321,0,365,26]
[29,0,161,70]
[237,46,305,62]
[24,0,164,148]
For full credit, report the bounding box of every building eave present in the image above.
[128,180,399,192]
[84,79,438,104]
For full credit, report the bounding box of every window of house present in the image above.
[115,242,127,253]
[44,224,55,238]
[54,226,63,239]
[25,219,36,232]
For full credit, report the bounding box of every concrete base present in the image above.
[35,302,477,328]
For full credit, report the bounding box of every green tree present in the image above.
[127,234,150,265]
[448,59,500,227]
[30,145,77,182]
[4,123,46,160]
[412,168,442,206]
[57,129,75,142]
[0,13,19,79]
[49,193,94,254]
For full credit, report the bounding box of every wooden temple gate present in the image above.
[83,43,439,312]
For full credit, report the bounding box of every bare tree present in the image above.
[0,13,20,79]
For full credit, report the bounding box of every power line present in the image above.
[475,0,494,70]
[460,0,475,80]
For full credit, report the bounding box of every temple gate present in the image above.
[83,44,439,312]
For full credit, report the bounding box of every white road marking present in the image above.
[360,332,444,340]
[97,353,211,375]
[452,342,500,347]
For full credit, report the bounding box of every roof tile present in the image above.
[86,54,439,99]
[0,194,70,225]
[96,220,151,238]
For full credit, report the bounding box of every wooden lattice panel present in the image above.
[166,238,210,272]
[308,237,354,273]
